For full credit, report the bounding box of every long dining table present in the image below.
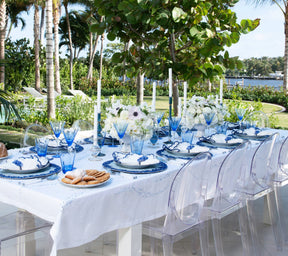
[0,128,286,256]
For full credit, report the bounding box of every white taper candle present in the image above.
[97,79,101,113]
[93,104,98,146]
[168,68,172,97]
[220,79,223,104]
[152,81,156,111]
[183,81,187,115]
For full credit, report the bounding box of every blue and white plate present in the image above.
[163,142,210,157]
[233,128,271,141]
[0,155,50,174]
[0,163,61,179]
[156,149,193,160]
[30,144,84,155]
[112,152,160,169]
[103,160,167,174]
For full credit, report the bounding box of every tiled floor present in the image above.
[2,185,288,255]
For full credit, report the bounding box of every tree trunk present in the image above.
[99,33,104,80]
[34,3,41,92]
[136,72,144,105]
[40,5,45,44]
[0,0,6,89]
[53,1,61,94]
[284,6,288,93]
[64,4,74,89]
[46,0,55,119]
[122,41,129,83]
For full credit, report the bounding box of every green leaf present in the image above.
[112,53,124,63]
[172,7,187,23]
[190,27,199,37]
[107,32,116,41]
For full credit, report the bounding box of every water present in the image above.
[226,78,283,89]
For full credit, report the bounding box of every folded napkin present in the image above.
[112,152,159,166]
[164,141,209,154]
[200,134,243,145]
[257,130,273,136]
[0,155,49,171]
[65,169,86,179]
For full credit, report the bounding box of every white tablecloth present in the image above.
[0,130,286,255]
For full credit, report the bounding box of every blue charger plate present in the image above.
[0,163,61,179]
[30,144,84,155]
[103,160,167,174]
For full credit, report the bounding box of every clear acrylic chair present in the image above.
[0,210,52,256]
[23,124,51,147]
[206,141,253,256]
[142,152,212,256]
[72,120,93,142]
[239,133,284,255]
[245,110,270,128]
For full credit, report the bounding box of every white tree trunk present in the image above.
[46,0,55,119]
[40,5,45,44]
[53,2,61,94]
[34,3,41,92]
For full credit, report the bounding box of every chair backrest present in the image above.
[68,90,91,101]
[250,132,279,187]
[72,120,93,140]
[23,87,45,99]
[23,124,51,147]
[212,141,251,212]
[245,111,270,128]
[277,136,288,177]
[163,152,212,235]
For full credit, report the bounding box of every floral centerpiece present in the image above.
[184,95,229,127]
[103,100,154,139]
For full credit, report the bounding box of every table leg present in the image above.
[117,224,142,256]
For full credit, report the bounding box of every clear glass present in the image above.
[35,137,48,157]
[130,135,144,155]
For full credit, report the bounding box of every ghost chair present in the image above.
[142,152,212,256]
[23,123,51,147]
[245,110,270,128]
[205,141,254,256]
[239,133,284,255]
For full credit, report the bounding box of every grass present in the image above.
[143,95,288,129]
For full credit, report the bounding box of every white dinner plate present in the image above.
[0,154,9,160]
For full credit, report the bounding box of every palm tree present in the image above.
[251,1,288,92]
[34,1,41,92]
[53,0,61,94]
[62,0,79,90]
[46,0,55,119]
[0,0,6,88]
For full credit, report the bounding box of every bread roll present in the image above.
[0,142,8,158]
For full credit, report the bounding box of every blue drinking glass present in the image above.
[63,127,78,151]
[50,120,65,157]
[235,107,246,129]
[169,117,181,141]
[150,129,159,146]
[113,121,128,151]
[203,112,215,136]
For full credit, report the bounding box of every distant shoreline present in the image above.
[225,76,282,80]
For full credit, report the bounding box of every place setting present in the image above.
[232,127,274,141]
[0,154,61,180]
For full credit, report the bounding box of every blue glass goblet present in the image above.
[98,131,106,157]
[63,127,78,152]
[113,121,128,151]
[50,120,65,157]
[149,129,159,146]
[235,107,246,129]
[169,117,181,141]
[203,112,215,136]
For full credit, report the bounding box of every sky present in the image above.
[9,0,286,60]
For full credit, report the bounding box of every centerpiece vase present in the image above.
[194,123,205,138]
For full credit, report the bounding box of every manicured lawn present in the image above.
[143,96,288,129]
